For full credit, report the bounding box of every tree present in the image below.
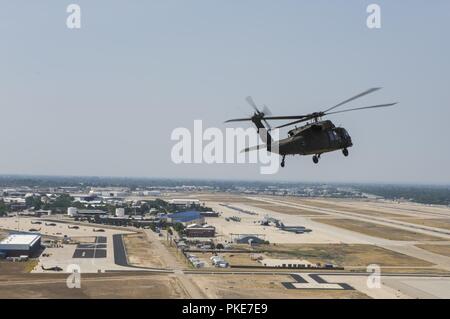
[0,200,7,216]
[173,223,185,234]
[26,196,42,210]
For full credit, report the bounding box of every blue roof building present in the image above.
[165,211,204,225]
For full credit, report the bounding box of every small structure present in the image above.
[200,211,219,217]
[232,234,266,245]
[115,208,126,217]
[210,255,229,268]
[260,258,312,268]
[67,207,77,217]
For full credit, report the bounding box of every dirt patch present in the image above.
[0,273,188,298]
[191,274,369,299]
[312,218,442,241]
[123,233,164,268]
[70,236,97,244]
[0,260,39,274]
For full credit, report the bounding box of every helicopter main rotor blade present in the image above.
[323,87,382,113]
[225,114,310,123]
[263,119,271,130]
[225,118,254,123]
[262,104,272,116]
[263,115,309,120]
[261,104,272,129]
[325,102,397,115]
[246,96,260,114]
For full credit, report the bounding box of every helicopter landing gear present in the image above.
[342,148,349,157]
[281,155,286,168]
[312,154,320,164]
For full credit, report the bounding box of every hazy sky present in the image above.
[1,1,449,184]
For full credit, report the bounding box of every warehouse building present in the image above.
[67,207,107,218]
[164,211,205,225]
[0,234,42,257]
[168,199,201,207]
[185,224,216,237]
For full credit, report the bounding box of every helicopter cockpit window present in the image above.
[333,131,340,140]
[328,131,339,141]
[327,131,335,141]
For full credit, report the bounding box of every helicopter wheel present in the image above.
[312,155,319,164]
[342,148,349,157]
[281,156,286,168]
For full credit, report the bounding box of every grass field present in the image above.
[234,243,433,267]
[279,198,411,218]
[245,203,324,216]
[396,218,450,231]
[312,218,442,241]
[123,233,165,268]
[416,244,450,257]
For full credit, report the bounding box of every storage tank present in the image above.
[115,208,125,217]
[67,207,77,217]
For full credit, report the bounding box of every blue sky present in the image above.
[0,1,449,183]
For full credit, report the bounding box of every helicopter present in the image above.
[225,88,397,167]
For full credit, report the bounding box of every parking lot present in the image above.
[0,216,137,273]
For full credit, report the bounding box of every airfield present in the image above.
[1,193,450,299]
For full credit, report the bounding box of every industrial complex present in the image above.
[1,184,450,299]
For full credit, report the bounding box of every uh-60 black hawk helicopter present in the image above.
[225,88,397,168]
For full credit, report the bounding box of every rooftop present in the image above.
[0,234,41,246]
[166,211,202,222]
[186,223,215,229]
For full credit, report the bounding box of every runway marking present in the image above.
[282,273,354,290]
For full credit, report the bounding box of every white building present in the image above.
[260,258,312,268]
[115,208,126,217]
[0,234,41,257]
[168,199,200,207]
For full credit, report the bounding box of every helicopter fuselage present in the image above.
[274,120,353,156]
[227,89,395,166]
